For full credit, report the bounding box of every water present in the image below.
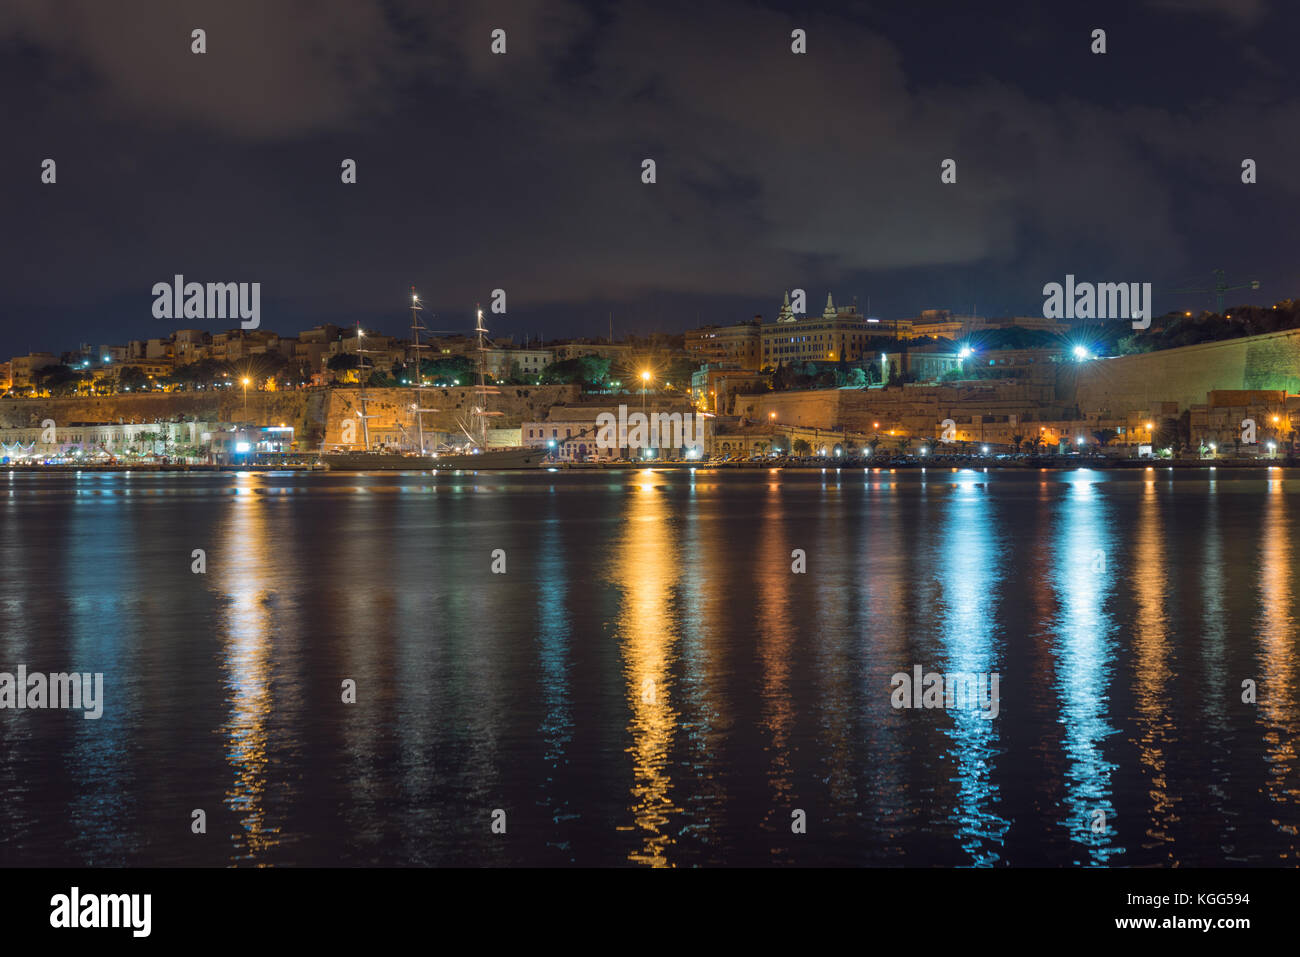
[0,466,1297,867]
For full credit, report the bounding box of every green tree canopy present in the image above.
[35,364,84,395]
[540,355,611,388]
[117,367,151,391]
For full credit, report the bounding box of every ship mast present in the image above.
[409,288,438,454]
[354,320,377,451]
[471,303,504,450]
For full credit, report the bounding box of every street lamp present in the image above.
[242,377,251,417]
[641,370,651,411]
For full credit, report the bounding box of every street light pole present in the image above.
[242,377,250,418]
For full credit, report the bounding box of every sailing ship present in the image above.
[320,293,546,471]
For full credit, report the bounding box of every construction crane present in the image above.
[1172,268,1260,315]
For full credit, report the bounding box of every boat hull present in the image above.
[321,447,547,471]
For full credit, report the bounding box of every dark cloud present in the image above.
[2,0,1299,344]
[1145,0,1272,28]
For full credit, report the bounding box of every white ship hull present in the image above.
[321,447,546,471]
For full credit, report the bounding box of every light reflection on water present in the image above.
[937,477,1009,866]
[1050,472,1121,865]
[615,481,681,866]
[1258,478,1300,851]
[0,467,1298,867]
[215,475,277,860]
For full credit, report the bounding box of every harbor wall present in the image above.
[733,328,1300,432]
[0,391,324,438]
[733,380,1062,434]
[0,384,581,448]
[731,390,843,428]
[322,386,581,445]
[1065,327,1300,415]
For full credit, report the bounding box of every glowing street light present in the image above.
[641,370,651,411]
[242,377,251,416]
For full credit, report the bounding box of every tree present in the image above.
[1093,428,1117,447]
[887,360,901,387]
[35,364,83,396]
[898,436,912,455]
[539,356,611,389]
[171,358,233,390]
[1012,434,1024,453]
[1116,334,1154,356]
[792,438,811,455]
[420,355,476,385]
[117,367,151,392]
[1154,416,1180,451]
[663,356,699,388]
[773,361,800,392]
[867,437,881,456]
[285,360,311,387]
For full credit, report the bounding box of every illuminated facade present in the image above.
[761,294,910,367]
[685,320,762,370]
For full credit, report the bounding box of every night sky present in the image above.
[3,0,1298,350]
